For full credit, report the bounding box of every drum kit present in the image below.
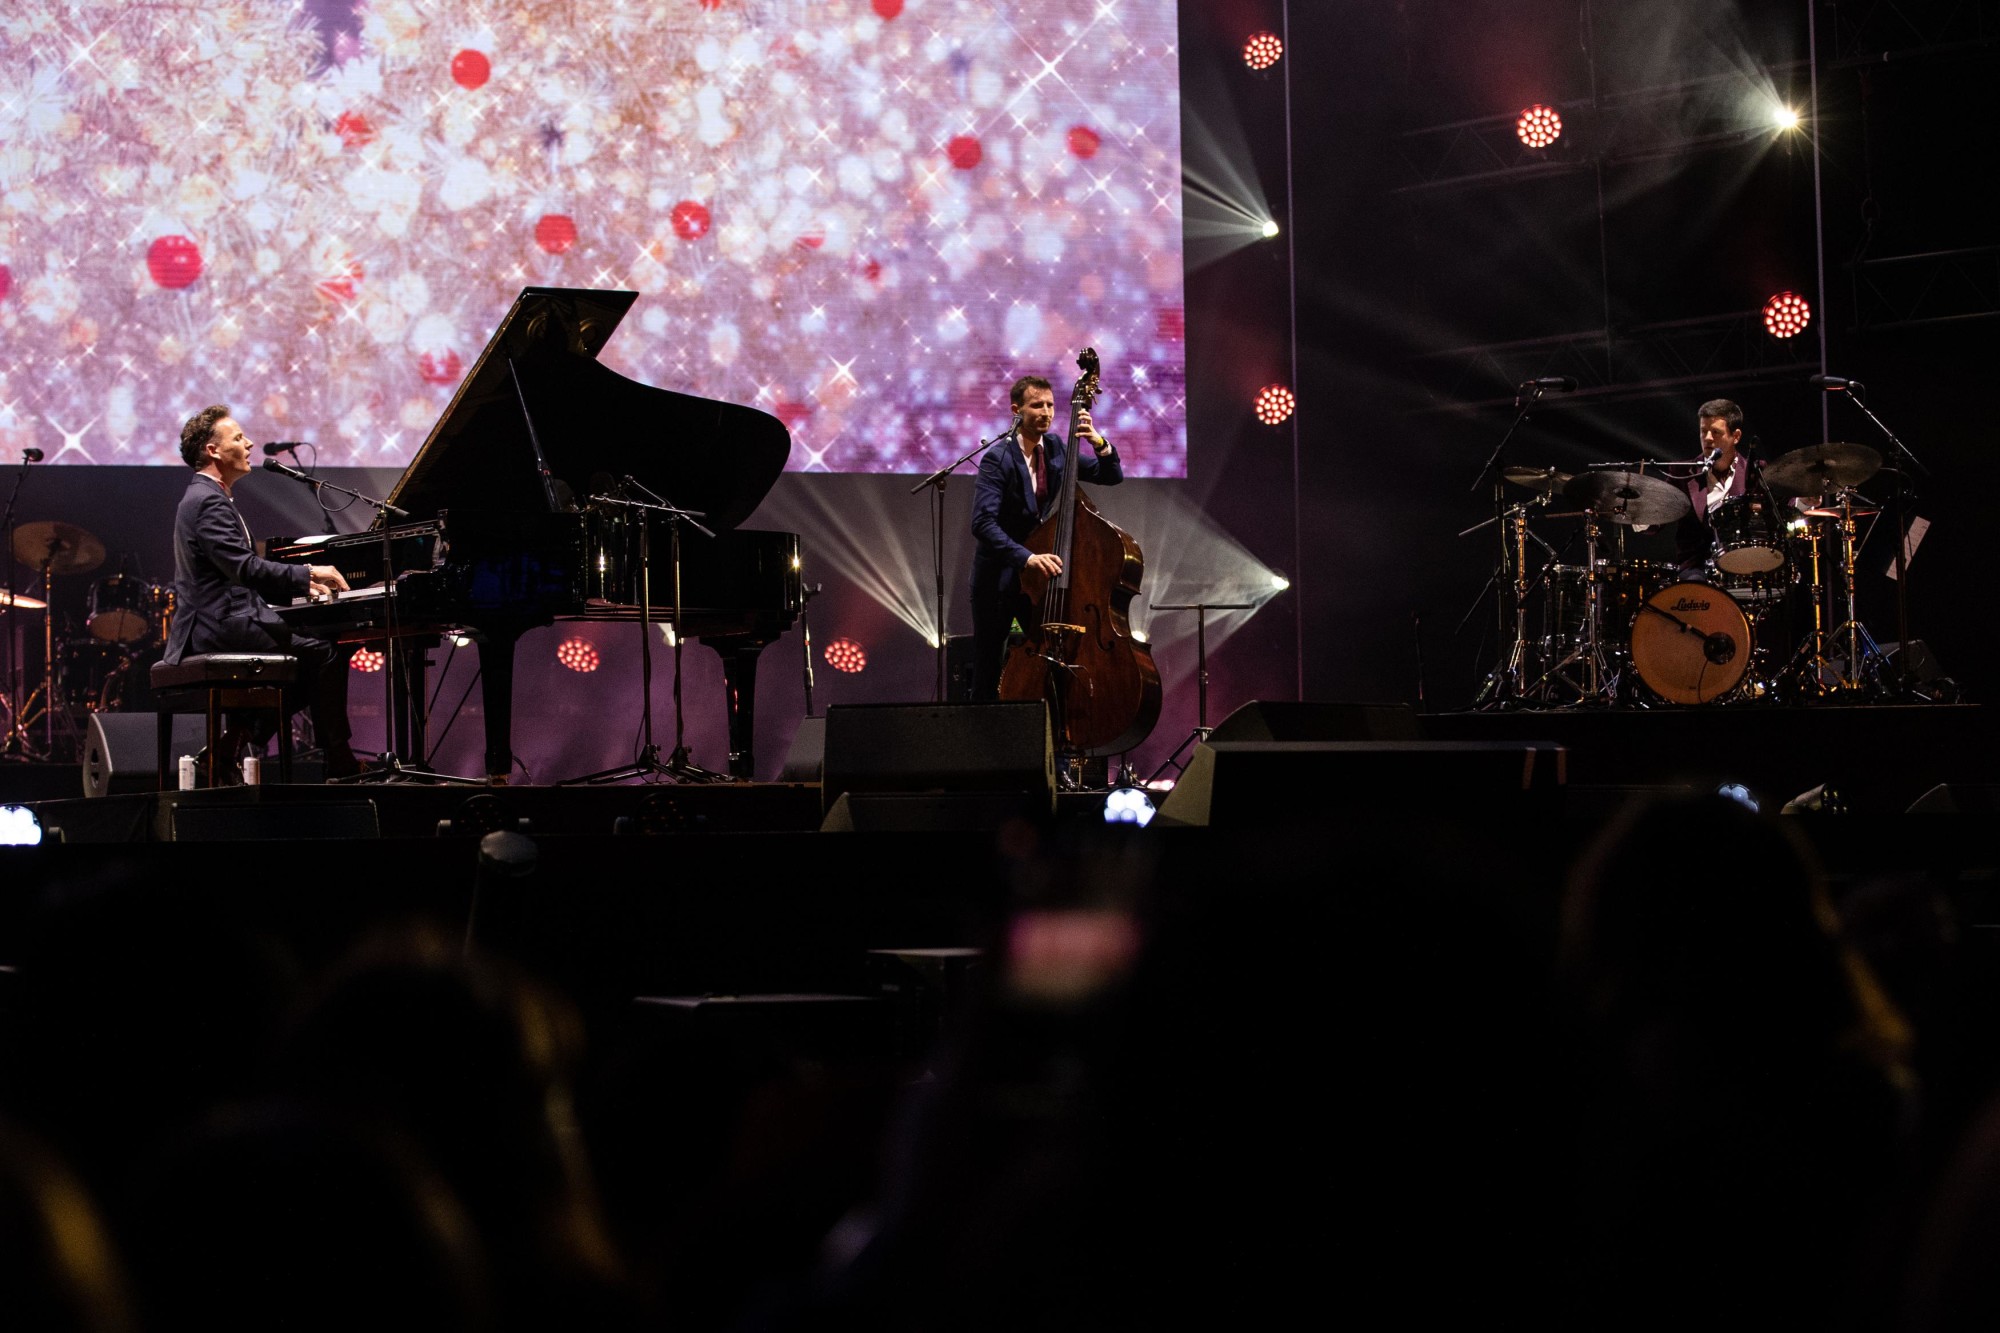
[1476,441,1893,709]
[2,519,173,760]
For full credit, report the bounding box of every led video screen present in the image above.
[0,0,1186,476]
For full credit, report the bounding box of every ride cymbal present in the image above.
[1503,465,1572,495]
[10,520,105,576]
[1762,442,1882,497]
[1562,469,1691,526]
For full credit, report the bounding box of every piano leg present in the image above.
[710,640,769,781]
[476,629,520,784]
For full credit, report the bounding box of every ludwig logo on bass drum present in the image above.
[1669,596,1711,612]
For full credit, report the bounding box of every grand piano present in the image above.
[270,287,801,783]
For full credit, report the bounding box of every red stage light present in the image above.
[1253,384,1296,426]
[1242,31,1283,71]
[350,649,384,673]
[1516,104,1563,149]
[556,637,601,672]
[824,637,867,674]
[1762,290,1811,338]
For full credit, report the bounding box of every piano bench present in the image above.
[151,654,298,789]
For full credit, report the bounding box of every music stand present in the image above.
[566,479,727,785]
[1144,601,1251,784]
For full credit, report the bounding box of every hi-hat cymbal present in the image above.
[1562,468,1691,526]
[0,588,48,611]
[1762,442,1882,497]
[11,520,106,575]
[1503,465,1572,495]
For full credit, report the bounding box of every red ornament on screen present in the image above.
[450,50,491,90]
[0,263,11,301]
[670,200,711,240]
[335,112,376,147]
[946,135,982,170]
[146,236,203,289]
[418,350,462,385]
[872,0,904,17]
[535,214,578,253]
[1067,125,1101,159]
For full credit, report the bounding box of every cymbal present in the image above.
[11,520,105,576]
[1503,465,1571,495]
[1762,442,1882,497]
[1562,468,1691,526]
[0,588,48,611]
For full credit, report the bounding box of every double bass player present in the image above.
[968,374,1122,701]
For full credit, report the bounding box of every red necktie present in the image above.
[1031,443,1047,506]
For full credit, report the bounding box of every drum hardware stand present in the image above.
[1824,382,1931,699]
[1465,380,1570,711]
[1776,515,1840,698]
[566,481,727,786]
[1527,512,1617,706]
[1144,601,1252,784]
[1820,489,1885,693]
[0,447,39,762]
[799,577,824,716]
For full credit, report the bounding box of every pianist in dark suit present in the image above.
[165,405,360,776]
[968,375,1121,701]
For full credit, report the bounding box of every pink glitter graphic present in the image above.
[0,0,1186,476]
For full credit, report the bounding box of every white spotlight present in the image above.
[1269,573,1291,591]
[1103,786,1157,827]
[1772,105,1800,131]
[1259,218,1280,239]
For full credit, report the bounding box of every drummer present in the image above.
[1672,398,1750,578]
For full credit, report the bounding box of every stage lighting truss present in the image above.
[1762,290,1811,339]
[1516,104,1563,149]
[556,637,601,672]
[1254,384,1296,426]
[1242,30,1283,71]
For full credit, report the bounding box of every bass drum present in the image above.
[1629,581,1752,704]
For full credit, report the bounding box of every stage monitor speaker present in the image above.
[1154,740,1565,826]
[822,701,1053,815]
[83,713,206,798]
[169,798,382,841]
[779,715,826,783]
[1208,700,1422,743]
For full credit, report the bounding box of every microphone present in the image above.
[1809,374,1864,394]
[262,458,316,483]
[1520,376,1578,392]
[1003,411,1022,440]
[21,447,43,462]
[261,440,307,456]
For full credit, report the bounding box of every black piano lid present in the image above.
[383,287,791,533]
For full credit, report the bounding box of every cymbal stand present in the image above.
[1144,601,1252,784]
[1465,382,1554,711]
[1778,514,1838,697]
[1822,490,1884,693]
[1830,385,1930,698]
[566,482,725,785]
[1528,512,1614,706]
[0,448,38,761]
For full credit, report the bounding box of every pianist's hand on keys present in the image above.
[308,564,350,602]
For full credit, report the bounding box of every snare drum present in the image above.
[87,574,168,644]
[1629,581,1752,704]
[1710,495,1786,575]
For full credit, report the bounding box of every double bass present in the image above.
[998,348,1163,757]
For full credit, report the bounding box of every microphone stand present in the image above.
[1831,387,1930,699]
[278,470,480,787]
[565,481,724,785]
[0,449,40,762]
[912,418,1017,701]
